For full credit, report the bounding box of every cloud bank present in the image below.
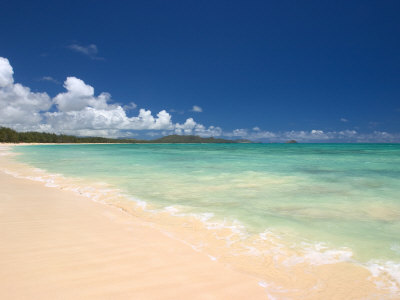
[0,57,399,142]
[0,57,220,138]
[224,128,400,143]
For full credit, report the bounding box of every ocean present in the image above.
[12,143,400,295]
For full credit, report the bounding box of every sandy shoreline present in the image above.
[0,145,396,299]
[0,147,267,299]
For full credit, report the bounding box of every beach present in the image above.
[1,144,399,299]
[0,148,267,299]
[2,1,399,298]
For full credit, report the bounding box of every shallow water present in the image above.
[13,143,400,291]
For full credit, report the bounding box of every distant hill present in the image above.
[0,127,249,144]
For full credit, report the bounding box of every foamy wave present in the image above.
[158,205,359,268]
[367,261,400,293]
[2,167,62,188]
[153,204,359,271]
[161,205,248,248]
[128,196,148,209]
[1,167,122,206]
[283,242,353,266]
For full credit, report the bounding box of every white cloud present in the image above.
[69,44,98,55]
[340,118,348,122]
[231,129,248,136]
[123,102,137,110]
[175,118,222,137]
[195,125,222,137]
[54,77,109,112]
[0,57,14,87]
[45,106,129,132]
[249,131,276,139]
[0,58,186,137]
[48,80,175,135]
[0,57,52,130]
[337,130,357,138]
[284,130,330,141]
[225,128,275,139]
[222,128,398,142]
[175,118,196,134]
[67,43,103,60]
[129,109,174,130]
[40,76,60,84]
[191,105,203,112]
[353,131,400,143]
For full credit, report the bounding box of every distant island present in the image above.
[0,127,253,144]
[286,140,298,144]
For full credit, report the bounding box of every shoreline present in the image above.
[0,145,268,299]
[1,145,396,299]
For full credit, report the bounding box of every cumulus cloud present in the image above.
[48,85,175,136]
[45,106,128,133]
[191,105,203,112]
[54,77,110,112]
[0,57,52,130]
[175,118,222,137]
[130,109,174,130]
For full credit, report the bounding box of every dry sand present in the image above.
[0,168,267,299]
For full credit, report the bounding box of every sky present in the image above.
[1,0,399,142]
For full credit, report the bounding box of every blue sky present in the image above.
[0,0,399,142]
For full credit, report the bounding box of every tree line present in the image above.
[0,127,138,143]
[0,127,244,144]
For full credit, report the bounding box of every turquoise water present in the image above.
[14,144,400,266]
